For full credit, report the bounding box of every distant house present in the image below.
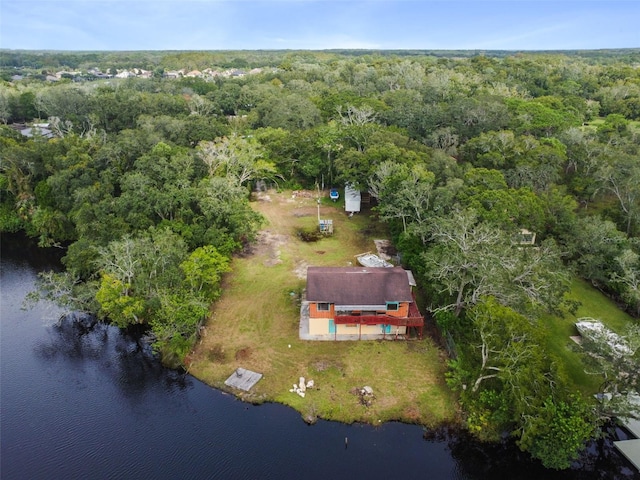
[516,229,536,245]
[132,68,152,78]
[345,184,361,214]
[305,266,424,339]
[55,70,81,79]
[20,123,54,139]
[89,68,112,79]
[115,70,135,79]
[203,68,221,77]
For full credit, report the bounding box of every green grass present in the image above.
[188,190,458,426]
[539,278,635,394]
[189,189,637,423]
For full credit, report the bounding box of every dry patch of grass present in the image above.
[188,189,458,425]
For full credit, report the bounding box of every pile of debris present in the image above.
[290,376,315,398]
[352,385,375,407]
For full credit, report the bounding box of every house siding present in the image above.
[309,317,331,335]
[386,302,409,317]
[308,317,408,336]
[309,302,334,318]
[310,302,407,318]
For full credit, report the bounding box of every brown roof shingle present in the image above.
[306,267,413,305]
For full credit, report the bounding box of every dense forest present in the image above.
[1,49,639,469]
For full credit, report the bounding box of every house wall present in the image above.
[308,317,408,336]
[309,317,330,335]
[386,302,409,317]
[309,302,334,318]
[337,324,407,336]
[310,302,409,318]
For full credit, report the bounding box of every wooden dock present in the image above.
[224,367,263,392]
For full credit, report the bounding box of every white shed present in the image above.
[344,184,361,213]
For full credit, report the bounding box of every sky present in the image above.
[1,0,639,51]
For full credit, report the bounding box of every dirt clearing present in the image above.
[188,190,457,426]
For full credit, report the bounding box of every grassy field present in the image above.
[540,278,635,395]
[188,190,458,426]
[188,189,635,423]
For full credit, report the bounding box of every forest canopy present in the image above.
[2,49,639,469]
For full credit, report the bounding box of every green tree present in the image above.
[197,176,263,251]
[180,245,231,301]
[596,151,640,235]
[519,396,595,470]
[197,135,276,186]
[458,168,545,232]
[577,319,640,421]
[611,249,640,317]
[568,216,628,288]
[258,93,322,130]
[507,97,578,136]
[96,273,146,327]
[422,209,569,316]
[448,299,595,469]
[368,161,435,235]
[150,291,208,368]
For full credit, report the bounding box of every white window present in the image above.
[386,302,399,311]
[317,303,330,311]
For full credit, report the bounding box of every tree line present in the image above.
[1,50,639,469]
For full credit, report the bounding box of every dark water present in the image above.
[1,238,639,480]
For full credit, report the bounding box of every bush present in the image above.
[296,227,323,242]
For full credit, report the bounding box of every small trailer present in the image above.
[344,184,361,214]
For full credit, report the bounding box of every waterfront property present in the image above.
[302,266,424,340]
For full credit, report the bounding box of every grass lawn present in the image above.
[539,277,635,395]
[188,190,458,427]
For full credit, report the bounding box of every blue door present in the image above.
[381,324,391,334]
[329,319,336,334]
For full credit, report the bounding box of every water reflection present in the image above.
[2,235,638,480]
[33,312,192,398]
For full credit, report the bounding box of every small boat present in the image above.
[356,253,393,268]
[575,319,632,356]
[329,188,339,201]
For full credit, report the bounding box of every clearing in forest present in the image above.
[188,190,457,426]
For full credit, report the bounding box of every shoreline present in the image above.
[187,189,459,428]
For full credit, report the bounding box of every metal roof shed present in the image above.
[345,184,361,213]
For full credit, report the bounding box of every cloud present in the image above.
[1,0,637,50]
[467,22,576,50]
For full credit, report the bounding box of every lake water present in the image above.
[1,237,638,479]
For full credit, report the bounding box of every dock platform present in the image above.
[224,367,263,391]
[614,395,640,472]
[614,439,640,471]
